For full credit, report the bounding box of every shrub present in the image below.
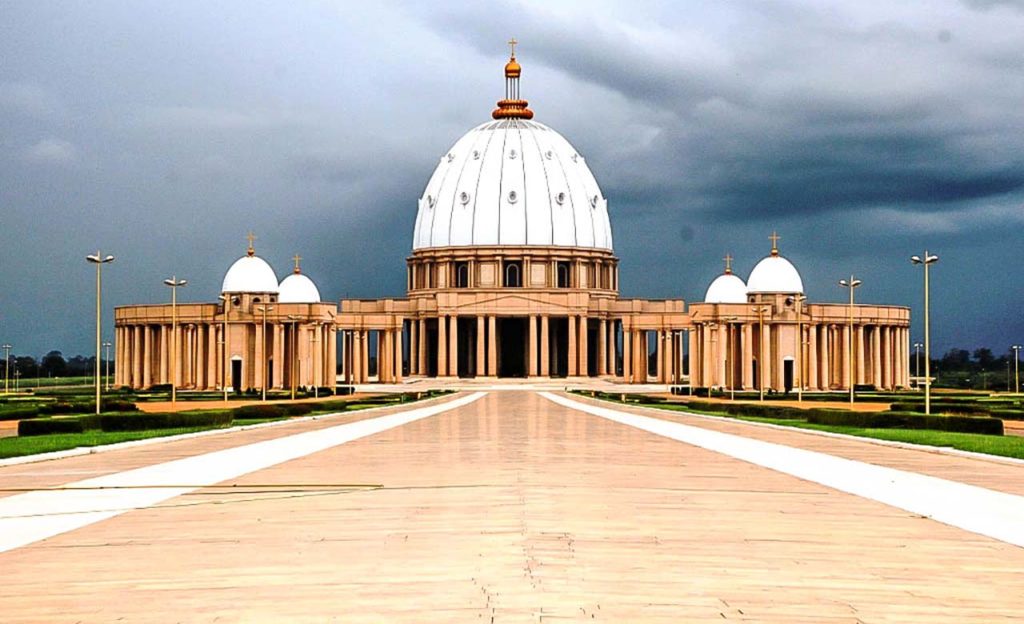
[315,387,334,396]
[98,411,232,431]
[232,404,285,419]
[806,410,1003,435]
[19,418,86,436]
[283,403,313,416]
[990,409,1024,421]
[890,401,989,416]
[0,405,41,421]
[148,383,172,393]
[103,399,138,412]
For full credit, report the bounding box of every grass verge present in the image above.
[624,401,1024,461]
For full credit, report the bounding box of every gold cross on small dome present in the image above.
[508,37,518,58]
[293,254,302,274]
[246,231,257,256]
[723,254,733,274]
[769,231,781,255]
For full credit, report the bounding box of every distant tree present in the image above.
[14,356,36,375]
[941,349,971,369]
[41,351,67,377]
[973,348,996,368]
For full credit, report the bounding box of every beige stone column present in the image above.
[634,330,645,382]
[362,330,371,383]
[807,323,819,390]
[476,316,486,377]
[351,331,360,384]
[408,320,418,376]
[528,315,538,377]
[760,324,771,391]
[578,316,588,377]
[487,316,497,377]
[437,316,448,378]
[821,325,831,389]
[130,326,140,388]
[540,315,550,377]
[139,326,150,389]
[871,327,882,388]
[568,316,578,376]
[448,316,459,377]
[855,325,865,386]
[395,324,405,382]
[608,320,617,377]
[717,326,727,388]
[378,329,389,383]
[841,324,851,390]
[740,324,752,389]
[598,319,608,376]
[414,319,424,376]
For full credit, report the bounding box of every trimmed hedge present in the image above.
[890,401,990,416]
[990,409,1024,421]
[283,403,314,416]
[0,405,41,421]
[807,410,1003,435]
[19,418,87,435]
[98,411,232,431]
[232,404,286,419]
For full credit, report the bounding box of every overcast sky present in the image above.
[2,0,1023,361]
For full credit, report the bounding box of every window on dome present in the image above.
[504,261,522,288]
[454,262,470,288]
[556,261,571,288]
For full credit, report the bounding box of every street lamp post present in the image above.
[102,341,112,391]
[910,252,939,415]
[1012,345,1022,395]
[87,251,115,414]
[793,295,807,402]
[1,343,11,394]
[913,342,923,387]
[163,277,187,404]
[751,306,770,401]
[723,316,739,401]
[254,305,274,401]
[219,295,229,402]
[838,276,862,404]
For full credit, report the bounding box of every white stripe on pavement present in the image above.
[0,392,486,553]
[542,392,1024,548]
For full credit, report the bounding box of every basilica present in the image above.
[114,47,910,393]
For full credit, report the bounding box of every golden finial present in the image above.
[246,231,257,256]
[493,39,533,119]
[293,254,302,274]
[769,231,780,256]
[724,254,733,274]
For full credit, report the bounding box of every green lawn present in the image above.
[638,402,1024,460]
[0,426,226,459]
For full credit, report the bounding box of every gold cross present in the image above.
[769,231,780,253]
[246,231,256,255]
[293,253,302,273]
[508,37,518,58]
[723,253,733,273]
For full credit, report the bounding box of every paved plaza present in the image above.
[1,390,1023,622]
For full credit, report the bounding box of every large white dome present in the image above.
[746,254,804,294]
[278,272,321,303]
[705,273,747,303]
[411,119,613,250]
[221,255,279,294]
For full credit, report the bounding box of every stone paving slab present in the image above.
[0,391,1022,622]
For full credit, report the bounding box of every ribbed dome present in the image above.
[705,273,747,303]
[278,272,321,303]
[221,255,279,294]
[411,119,613,250]
[746,255,804,294]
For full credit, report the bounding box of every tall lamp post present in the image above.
[793,295,807,402]
[163,276,187,404]
[751,306,770,401]
[219,295,230,402]
[2,343,11,394]
[254,304,274,401]
[1012,344,1022,395]
[838,276,862,404]
[723,316,739,400]
[287,315,303,400]
[87,252,115,414]
[913,342,923,386]
[102,341,112,391]
[910,252,939,414]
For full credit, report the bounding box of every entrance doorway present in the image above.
[497,317,527,377]
[231,358,242,394]
[425,319,438,377]
[457,317,478,378]
[548,317,569,377]
[784,358,794,393]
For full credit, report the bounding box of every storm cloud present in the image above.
[1,0,1022,359]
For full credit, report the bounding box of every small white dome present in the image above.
[222,255,279,293]
[705,273,747,303]
[746,254,804,294]
[278,272,321,303]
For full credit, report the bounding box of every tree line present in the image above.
[0,351,112,379]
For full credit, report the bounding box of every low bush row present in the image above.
[807,410,1003,435]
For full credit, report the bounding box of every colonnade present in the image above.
[115,321,337,391]
[689,321,910,391]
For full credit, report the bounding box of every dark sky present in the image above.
[1,1,1023,360]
